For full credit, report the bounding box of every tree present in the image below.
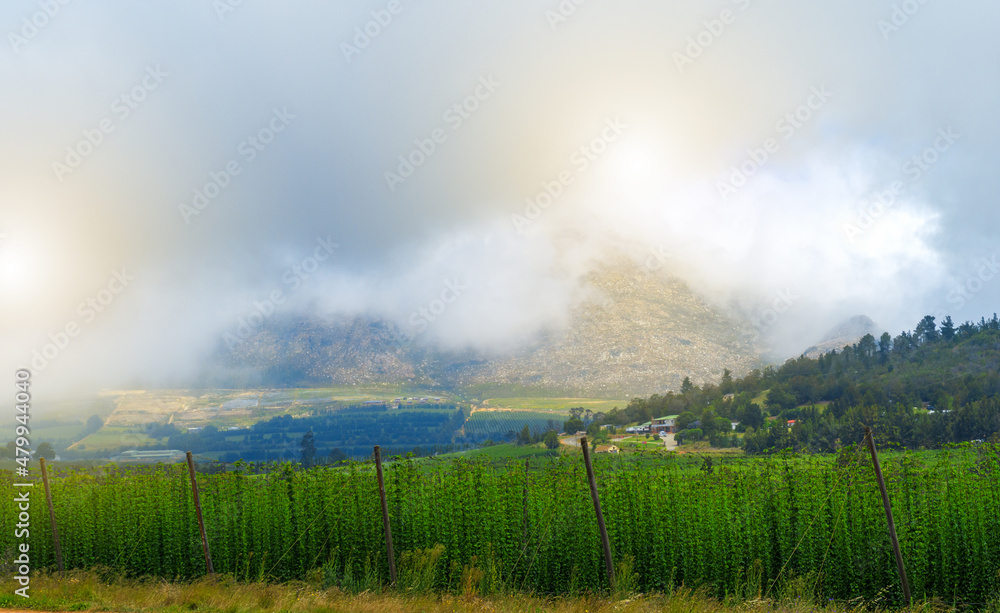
[720,369,734,394]
[701,408,719,436]
[958,320,977,338]
[856,333,877,369]
[300,430,317,468]
[676,411,697,431]
[543,430,560,449]
[0,441,16,459]
[36,442,56,460]
[765,387,797,413]
[517,425,532,445]
[736,402,763,430]
[563,418,584,433]
[940,315,956,341]
[675,428,703,445]
[915,315,938,344]
[586,421,603,438]
[878,332,892,364]
[681,376,694,394]
[85,414,103,434]
[328,447,348,464]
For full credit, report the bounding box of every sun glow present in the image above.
[0,236,45,301]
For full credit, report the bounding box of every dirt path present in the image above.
[662,432,677,451]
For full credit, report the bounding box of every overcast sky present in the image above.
[2,0,998,399]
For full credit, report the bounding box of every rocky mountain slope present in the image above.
[802,315,880,358]
[212,261,764,396]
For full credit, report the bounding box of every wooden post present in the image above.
[580,436,615,592]
[186,451,214,575]
[864,427,911,606]
[39,458,64,572]
[374,445,397,586]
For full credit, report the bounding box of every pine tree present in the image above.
[940,315,956,341]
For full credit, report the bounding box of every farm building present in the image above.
[626,421,651,434]
[650,415,680,434]
[595,445,619,454]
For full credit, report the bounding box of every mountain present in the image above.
[446,260,762,396]
[210,260,764,396]
[802,315,880,358]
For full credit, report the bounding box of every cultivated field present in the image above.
[4,445,997,606]
[66,387,455,452]
[482,397,627,413]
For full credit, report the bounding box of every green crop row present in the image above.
[1,446,998,603]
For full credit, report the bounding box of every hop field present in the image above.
[2,444,999,605]
[463,409,564,442]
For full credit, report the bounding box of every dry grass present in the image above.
[2,571,983,613]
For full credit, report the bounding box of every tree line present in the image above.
[589,313,1000,453]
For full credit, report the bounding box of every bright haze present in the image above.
[1,0,998,401]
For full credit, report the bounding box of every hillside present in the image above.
[212,260,763,396]
[603,313,1000,453]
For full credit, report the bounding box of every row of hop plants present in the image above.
[2,444,999,603]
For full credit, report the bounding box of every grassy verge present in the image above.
[1,571,974,613]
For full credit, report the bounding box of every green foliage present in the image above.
[543,430,560,449]
[618,312,1000,454]
[85,414,104,435]
[2,446,998,605]
[397,544,446,593]
[300,430,316,468]
[676,411,697,431]
[675,428,703,445]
